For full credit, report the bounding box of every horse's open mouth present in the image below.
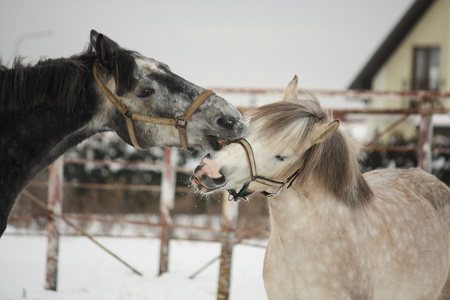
[191,175,220,193]
[205,136,231,151]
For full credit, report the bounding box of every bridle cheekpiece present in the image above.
[225,138,301,201]
[93,62,214,152]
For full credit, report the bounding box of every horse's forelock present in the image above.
[249,96,329,153]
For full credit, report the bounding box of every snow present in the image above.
[0,234,268,300]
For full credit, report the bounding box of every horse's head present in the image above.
[191,76,340,200]
[90,30,246,151]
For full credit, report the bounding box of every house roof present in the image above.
[349,0,436,90]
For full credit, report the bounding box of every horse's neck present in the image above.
[267,187,351,247]
[0,102,106,216]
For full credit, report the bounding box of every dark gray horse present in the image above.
[0,30,246,236]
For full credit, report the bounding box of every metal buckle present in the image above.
[227,182,251,202]
[227,192,249,202]
[124,109,133,119]
[264,185,283,197]
[175,117,187,129]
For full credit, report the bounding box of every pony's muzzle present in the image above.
[191,154,226,193]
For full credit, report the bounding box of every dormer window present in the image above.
[412,47,440,91]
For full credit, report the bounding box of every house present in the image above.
[349,0,449,142]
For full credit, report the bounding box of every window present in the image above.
[412,47,440,90]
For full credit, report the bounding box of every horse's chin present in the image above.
[190,174,253,202]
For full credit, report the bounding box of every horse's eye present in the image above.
[137,88,155,98]
[275,155,288,162]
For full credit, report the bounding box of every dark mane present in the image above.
[0,45,138,113]
[249,96,373,207]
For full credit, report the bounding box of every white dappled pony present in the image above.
[192,76,450,300]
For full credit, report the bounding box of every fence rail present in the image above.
[212,87,450,99]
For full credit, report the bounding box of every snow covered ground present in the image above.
[0,234,268,300]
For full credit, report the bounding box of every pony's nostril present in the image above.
[202,153,211,162]
[212,174,226,186]
[217,116,237,130]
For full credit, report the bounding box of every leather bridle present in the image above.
[93,62,215,151]
[225,138,301,201]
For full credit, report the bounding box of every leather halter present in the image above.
[93,62,215,151]
[226,138,301,201]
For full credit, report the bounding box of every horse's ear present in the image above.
[313,120,339,144]
[91,30,118,72]
[90,30,99,45]
[282,75,298,101]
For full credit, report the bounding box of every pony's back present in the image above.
[363,168,450,299]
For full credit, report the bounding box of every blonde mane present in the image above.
[247,95,373,207]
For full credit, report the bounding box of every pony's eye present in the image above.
[137,88,155,98]
[275,155,288,162]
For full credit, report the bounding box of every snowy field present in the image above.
[0,234,268,300]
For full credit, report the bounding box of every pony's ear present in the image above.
[283,75,298,101]
[312,120,339,144]
[91,30,118,72]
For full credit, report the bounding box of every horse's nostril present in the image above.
[217,116,237,130]
[212,174,226,186]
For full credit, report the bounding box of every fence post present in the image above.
[217,191,239,300]
[158,147,177,275]
[418,98,433,173]
[45,156,64,291]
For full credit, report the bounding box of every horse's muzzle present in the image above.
[191,154,227,193]
[214,117,247,139]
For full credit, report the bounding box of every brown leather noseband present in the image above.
[93,62,215,151]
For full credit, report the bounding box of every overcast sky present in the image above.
[1,0,413,91]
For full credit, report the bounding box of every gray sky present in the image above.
[0,0,413,90]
